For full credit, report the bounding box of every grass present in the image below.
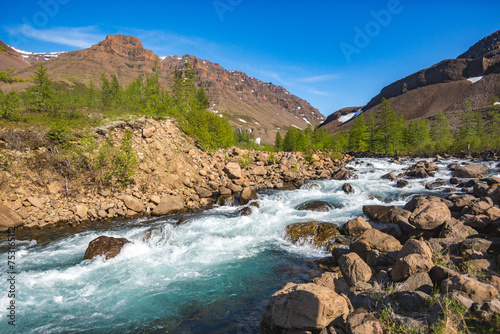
[431,297,469,334]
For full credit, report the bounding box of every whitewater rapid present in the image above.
[0,158,497,333]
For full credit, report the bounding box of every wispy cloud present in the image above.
[6,25,105,49]
[297,73,342,83]
[307,88,331,96]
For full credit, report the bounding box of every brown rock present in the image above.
[392,254,434,282]
[362,205,397,223]
[83,236,131,260]
[142,127,155,138]
[73,204,88,219]
[342,216,371,238]
[310,272,338,291]
[251,166,267,176]
[240,187,258,205]
[47,182,62,195]
[224,162,243,179]
[350,229,402,260]
[119,195,144,213]
[27,196,44,209]
[0,203,23,232]
[345,309,384,334]
[396,239,433,261]
[409,200,451,230]
[285,222,340,248]
[152,195,185,215]
[439,219,477,241]
[195,186,213,198]
[429,265,460,285]
[338,252,372,287]
[404,272,433,294]
[453,164,489,178]
[149,195,161,205]
[262,282,349,332]
[441,275,499,302]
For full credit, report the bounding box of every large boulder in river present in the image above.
[452,164,489,178]
[332,168,358,180]
[0,203,23,232]
[240,187,258,205]
[84,236,131,260]
[350,228,402,260]
[261,282,350,333]
[342,216,371,238]
[152,195,185,215]
[285,222,340,248]
[297,201,336,212]
[408,199,451,230]
[362,205,397,223]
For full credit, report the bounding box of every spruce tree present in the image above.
[275,131,283,150]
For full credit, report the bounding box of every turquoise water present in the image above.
[1,159,497,333]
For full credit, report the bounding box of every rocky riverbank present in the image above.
[0,116,354,235]
[260,159,500,334]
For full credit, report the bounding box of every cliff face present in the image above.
[322,29,500,133]
[0,35,325,144]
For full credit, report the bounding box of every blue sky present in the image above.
[1,0,499,116]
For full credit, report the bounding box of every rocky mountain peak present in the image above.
[91,34,156,62]
[458,29,500,60]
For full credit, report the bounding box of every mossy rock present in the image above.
[285,222,340,248]
[296,201,339,212]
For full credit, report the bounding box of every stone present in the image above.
[397,179,409,188]
[239,187,258,205]
[332,168,358,180]
[450,291,474,310]
[27,196,44,209]
[142,127,155,138]
[395,291,429,313]
[285,222,340,248]
[0,203,23,232]
[342,183,354,194]
[463,259,497,272]
[396,239,433,261]
[152,195,185,215]
[441,274,499,302]
[345,309,383,334]
[83,236,131,260]
[362,205,397,223]
[195,186,213,198]
[47,182,62,195]
[73,204,88,219]
[119,195,144,213]
[338,252,372,287]
[297,201,335,212]
[311,272,338,291]
[224,162,243,179]
[251,166,267,176]
[366,249,394,267]
[382,172,397,180]
[453,164,489,178]
[341,216,371,238]
[428,265,460,285]
[392,254,434,282]
[439,219,477,241]
[404,272,433,294]
[262,282,349,332]
[350,229,402,260]
[149,195,161,205]
[409,200,451,230]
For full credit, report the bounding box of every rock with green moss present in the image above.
[285,221,340,248]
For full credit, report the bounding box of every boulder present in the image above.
[429,265,460,285]
[262,282,350,332]
[119,195,144,213]
[345,309,384,334]
[195,186,213,199]
[152,195,185,215]
[251,166,267,176]
[439,219,476,241]
[332,168,358,180]
[392,254,434,282]
[409,200,451,230]
[285,222,340,248]
[338,252,372,287]
[27,196,44,209]
[224,162,243,179]
[362,205,397,223]
[342,183,354,194]
[83,236,131,260]
[239,187,258,205]
[350,228,402,260]
[73,204,88,219]
[441,275,499,302]
[404,272,433,294]
[142,127,155,138]
[297,201,335,212]
[397,180,409,188]
[382,172,397,180]
[396,239,433,261]
[0,203,23,232]
[453,164,489,178]
[341,216,371,238]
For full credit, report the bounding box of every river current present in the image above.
[1,158,498,333]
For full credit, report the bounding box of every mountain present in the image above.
[0,35,325,143]
[322,29,500,133]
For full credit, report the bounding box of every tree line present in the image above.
[275,98,500,155]
[0,61,235,150]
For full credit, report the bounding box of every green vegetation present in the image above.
[0,61,235,151]
[0,45,6,52]
[277,98,500,155]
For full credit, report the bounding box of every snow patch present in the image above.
[291,125,303,130]
[255,138,261,145]
[238,119,247,123]
[303,118,311,125]
[254,122,259,125]
[495,102,500,106]
[159,56,167,61]
[467,76,484,84]
[338,109,364,123]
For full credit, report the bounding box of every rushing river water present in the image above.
[1,158,498,333]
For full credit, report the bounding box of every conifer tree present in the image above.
[27,63,56,112]
[275,131,283,150]
[348,114,368,151]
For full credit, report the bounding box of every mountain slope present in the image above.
[322,29,500,133]
[0,35,324,143]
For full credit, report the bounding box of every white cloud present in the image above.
[6,25,104,49]
[298,73,341,83]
